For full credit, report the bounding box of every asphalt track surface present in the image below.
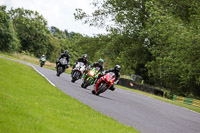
[1,57,200,133]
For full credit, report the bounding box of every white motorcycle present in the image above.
[71,62,86,83]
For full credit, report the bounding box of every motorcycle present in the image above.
[56,58,68,76]
[92,72,116,95]
[81,67,101,88]
[40,57,46,67]
[71,62,86,83]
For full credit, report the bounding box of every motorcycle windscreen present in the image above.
[41,58,46,61]
[75,62,85,71]
[59,58,68,65]
[95,67,100,74]
[76,62,85,68]
[107,72,116,81]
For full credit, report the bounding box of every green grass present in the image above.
[117,85,200,113]
[0,52,72,74]
[0,58,138,133]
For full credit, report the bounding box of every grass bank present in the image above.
[0,52,72,74]
[0,57,138,133]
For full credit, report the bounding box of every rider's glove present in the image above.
[102,71,105,75]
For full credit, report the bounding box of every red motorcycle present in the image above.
[92,72,116,95]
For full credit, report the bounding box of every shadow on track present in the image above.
[86,91,114,101]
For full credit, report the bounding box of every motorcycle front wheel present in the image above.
[71,72,79,83]
[96,82,107,95]
[56,66,63,76]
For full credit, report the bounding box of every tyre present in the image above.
[92,90,96,94]
[96,83,107,95]
[71,72,79,83]
[81,83,85,88]
[74,72,79,80]
[57,66,63,76]
[40,62,44,67]
[84,78,93,88]
[71,79,75,83]
[56,73,60,77]
[82,83,87,88]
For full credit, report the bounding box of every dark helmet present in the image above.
[64,50,69,56]
[98,59,104,65]
[114,65,121,71]
[82,54,88,60]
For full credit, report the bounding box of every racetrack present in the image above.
[34,65,200,133]
[1,56,200,133]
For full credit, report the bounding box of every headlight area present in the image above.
[89,71,94,76]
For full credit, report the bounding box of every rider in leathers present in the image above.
[73,54,88,68]
[101,65,121,91]
[72,54,88,75]
[83,59,104,79]
[56,50,70,68]
[90,59,104,71]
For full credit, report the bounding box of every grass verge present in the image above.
[116,85,200,113]
[0,58,138,133]
[0,52,72,74]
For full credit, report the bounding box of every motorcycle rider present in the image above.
[39,54,46,67]
[98,65,121,91]
[90,59,104,71]
[40,54,46,60]
[56,50,70,68]
[82,59,104,78]
[71,54,89,76]
[73,54,89,69]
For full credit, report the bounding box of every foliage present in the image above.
[2,7,83,63]
[1,1,200,98]
[0,6,20,52]
[9,8,50,57]
[142,0,200,97]
[74,0,152,78]
[74,0,200,98]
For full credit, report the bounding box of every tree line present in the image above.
[1,0,200,98]
[0,5,83,64]
[75,0,200,98]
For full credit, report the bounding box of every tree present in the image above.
[74,0,152,79]
[74,0,200,97]
[9,8,50,57]
[143,0,200,97]
[0,6,20,52]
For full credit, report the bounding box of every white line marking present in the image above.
[30,65,56,87]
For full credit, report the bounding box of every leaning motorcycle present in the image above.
[56,58,68,76]
[71,62,86,83]
[40,57,46,67]
[81,67,101,88]
[92,72,116,95]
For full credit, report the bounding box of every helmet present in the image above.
[42,54,45,57]
[114,65,121,71]
[64,50,69,56]
[82,54,88,60]
[98,59,104,65]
